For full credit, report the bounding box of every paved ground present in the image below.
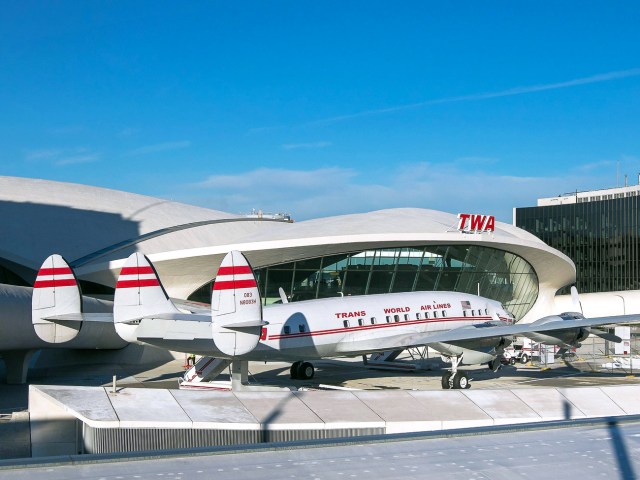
[0,346,639,461]
[2,418,640,479]
[2,347,639,414]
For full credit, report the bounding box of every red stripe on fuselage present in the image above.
[33,279,77,288]
[115,279,160,288]
[119,266,155,275]
[212,280,257,290]
[37,267,73,276]
[217,266,252,276]
[267,316,501,340]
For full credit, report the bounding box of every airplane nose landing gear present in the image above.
[441,355,470,389]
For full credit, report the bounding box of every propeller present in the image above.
[278,287,289,304]
[570,286,620,342]
[590,328,622,343]
[570,286,583,314]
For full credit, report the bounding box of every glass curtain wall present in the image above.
[516,195,640,294]
[189,245,539,321]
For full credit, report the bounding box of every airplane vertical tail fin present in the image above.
[211,251,264,357]
[113,252,180,343]
[32,254,82,343]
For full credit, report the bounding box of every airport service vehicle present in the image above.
[32,251,638,390]
[502,342,534,365]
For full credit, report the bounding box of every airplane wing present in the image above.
[400,313,640,348]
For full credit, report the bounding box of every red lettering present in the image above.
[458,213,495,232]
[470,214,486,231]
[336,311,366,319]
[457,213,470,230]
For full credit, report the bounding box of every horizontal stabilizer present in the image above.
[43,313,113,323]
[221,319,268,329]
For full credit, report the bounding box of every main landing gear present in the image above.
[290,361,315,380]
[441,355,470,389]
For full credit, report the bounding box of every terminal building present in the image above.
[514,183,640,294]
[2,175,631,382]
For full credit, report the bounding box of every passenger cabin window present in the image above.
[386,316,391,323]
[433,311,438,318]
[358,318,363,326]
[343,320,349,328]
[404,314,410,321]
[370,317,376,325]
[299,324,306,333]
[284,326,291,335]
[394,315,400,323]
[463,310,467,317]
[484,309,488,315]
[442,310,446,317]
[416,312,421,320]
[425,312,430,319]
[471,310,475,316]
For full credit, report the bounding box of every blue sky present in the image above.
[2,2,640,222]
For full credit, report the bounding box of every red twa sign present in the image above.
[457,213,495,233]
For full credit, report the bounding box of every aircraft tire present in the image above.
[441,372,452,389]
[290,361,302,379]
[453,372,470,389]
[297,362,314,380]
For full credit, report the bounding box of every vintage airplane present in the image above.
[33,250,640,389]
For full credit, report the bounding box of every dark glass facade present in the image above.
[188,245,540,321]
[515,196,640,294]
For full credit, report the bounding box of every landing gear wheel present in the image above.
[290,361,302,379]
[441,371,452,389]
[297,362,315,380]
[509,358,516,366]
[453,371,470,389]
[520,354,529,364]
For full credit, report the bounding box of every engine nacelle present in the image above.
[432,335,513,365]
[527,312,590,347]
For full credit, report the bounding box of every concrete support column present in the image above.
[231,359,248,390]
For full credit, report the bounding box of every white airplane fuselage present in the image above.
[147,290,514,362]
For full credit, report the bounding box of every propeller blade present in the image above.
[590,328,622,343]
[570,286,583,314]
[278,287,289,304]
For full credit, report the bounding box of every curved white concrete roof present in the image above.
[0,176,575,321]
